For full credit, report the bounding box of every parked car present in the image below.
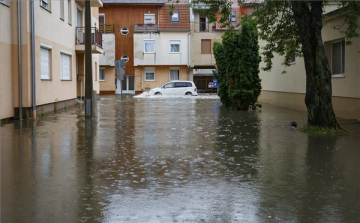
[149,81,198,96]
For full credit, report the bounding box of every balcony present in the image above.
[99,24,114,33]
[192,22,217,33]
[75,27,103,54]
[75,0,103,7]
[133,24,159,33]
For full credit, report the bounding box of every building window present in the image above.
[60,53,71,80]
[171,12,179,22]
[60,0,64,20]
[144,14,155,24]
[144,40,155,53]
[120,27,129,35]
[199,17,207,32]
[170,40,180,53]
[99,68,105,81]
[68,0,72,24]
[99,13,105,24]
[0,0,7,4]
[229,11,236,23]
[201,39,211,54]
[290,54,295,64]
[40,0,50,10]
[332,39,345,76]
[145,67,155,81]
[170,68,179,80]
[41,47,51,80]
[121,55,129,63]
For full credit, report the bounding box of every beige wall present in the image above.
[99,66,116,92]
[259,15,360,120]
[0,2,14,119]
[135,65,188,92]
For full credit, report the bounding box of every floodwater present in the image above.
[1,95,359,223]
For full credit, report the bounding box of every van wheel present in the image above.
[185,92,192,96]
[155,92,162,95]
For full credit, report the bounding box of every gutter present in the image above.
[17,0,22,120]
[31,0,36,119]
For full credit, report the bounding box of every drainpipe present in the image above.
[187,31,191,80]
[31,0,36,119]
[17,0,22,120]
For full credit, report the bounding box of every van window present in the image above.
[175,82,187,87]
[186,82,192,87]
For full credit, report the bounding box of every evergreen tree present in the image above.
[213,17,261,110]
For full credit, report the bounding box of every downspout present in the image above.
[17,0,22,120]
[31,0,36,119]
[187,31,191,80]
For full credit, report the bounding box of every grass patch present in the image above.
[301,125,349,136]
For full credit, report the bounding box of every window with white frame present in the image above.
[60,53,71,80]
[60,0,64,20]
[332,39,345,76]
[144,40,155,53]
[41,47,51,80]
[171,12,179,22]
[170,40,180,53]
[68,0,72,24]
[170,68,179,80]
[40,0,50,10]
[144,14,155,24]
[99,13,105,24]
[145,67,155,81]
[99,68,105,81]
[229,11,236,23]
[121,55,129,63]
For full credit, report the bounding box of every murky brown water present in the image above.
[1,95,359,223]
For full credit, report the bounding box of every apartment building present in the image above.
[0,0,102,120]
[99,0,192,95]
[258,6,360,121]
[190,1,255,92]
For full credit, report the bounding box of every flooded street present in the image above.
[1,95,359,223]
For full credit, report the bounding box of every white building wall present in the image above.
[134,32,189,66]
[100,34,115,66]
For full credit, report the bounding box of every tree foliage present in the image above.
[213,17,261,110]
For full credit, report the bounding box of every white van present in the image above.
[149,81,198,96]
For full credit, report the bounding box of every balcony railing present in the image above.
[99,24,114,33]
[133,24,159,33]
[192,22,217,33]
[76,27,102,48]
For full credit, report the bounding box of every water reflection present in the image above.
[1,98,359,223]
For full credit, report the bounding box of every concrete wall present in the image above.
[134,65,188,92]
[99,34,115,66]
[134,32,189,66]
[259,15,360,120]
[99,66,116,93]
[0,1,14,119]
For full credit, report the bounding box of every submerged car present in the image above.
[149,81,198,96]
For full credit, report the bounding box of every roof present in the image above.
[102,0,166,4]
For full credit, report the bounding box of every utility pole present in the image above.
[84,0,93,118]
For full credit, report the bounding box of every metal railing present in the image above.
[192,22,217,33]
[76,27,103,48]
[99,24,114,33]
[133,24,159,33]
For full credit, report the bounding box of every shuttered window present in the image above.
[61,53,71,80]
[201,39,211,54]
[41,47,51,80]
